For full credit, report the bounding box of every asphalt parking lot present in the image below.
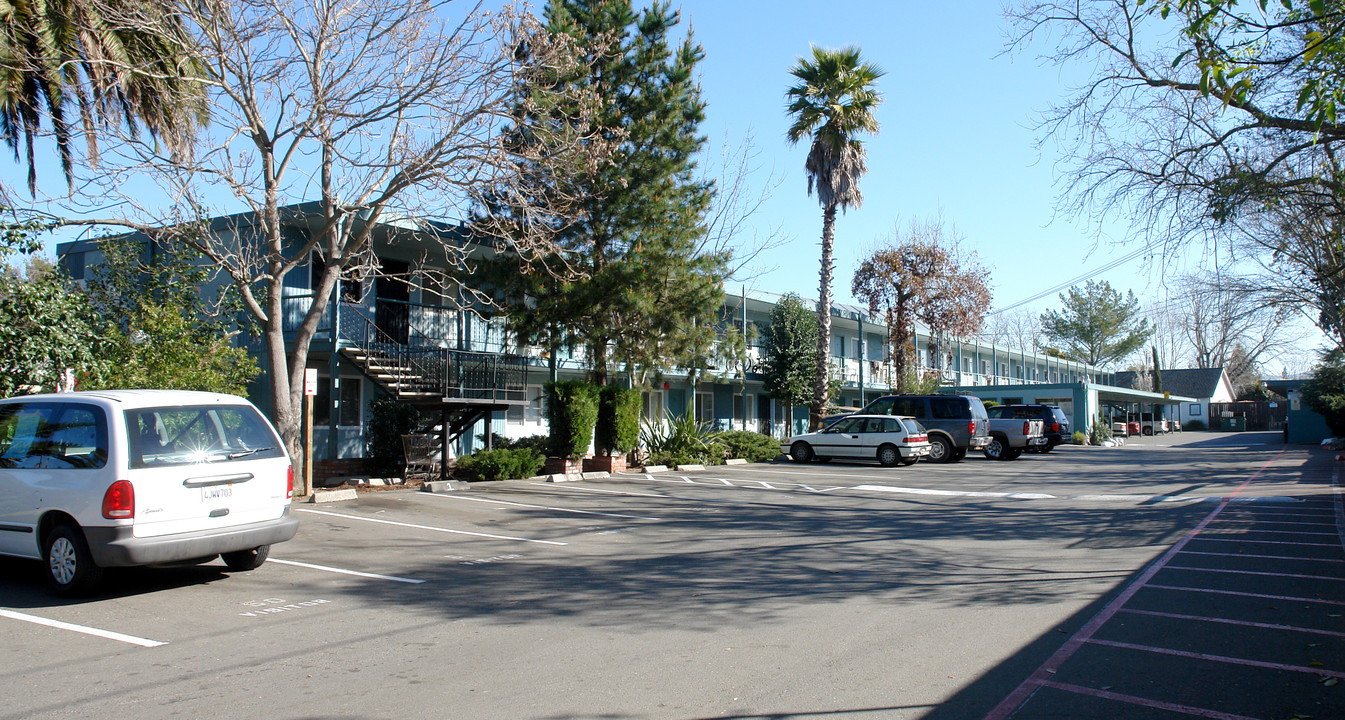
[0,431,1339,720]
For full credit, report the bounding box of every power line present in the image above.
[989,244,1153,316]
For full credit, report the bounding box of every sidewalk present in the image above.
[983,443,1345,719]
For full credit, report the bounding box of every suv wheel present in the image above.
[927,436,953,463]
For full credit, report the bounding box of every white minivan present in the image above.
[0,390,299,595]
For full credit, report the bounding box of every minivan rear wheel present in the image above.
[222,545,270,572]
[44,523,103,597]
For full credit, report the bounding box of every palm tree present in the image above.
[785,45,883,430]
[0,0,208,195]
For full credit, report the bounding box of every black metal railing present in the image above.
[339,303,526,402]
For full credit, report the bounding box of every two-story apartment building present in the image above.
[56,207,1125,466]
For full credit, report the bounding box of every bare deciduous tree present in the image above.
[1171,272,1303,374]
[39,0,608,466]
[852,216,992,392]
[982,308,1042,354]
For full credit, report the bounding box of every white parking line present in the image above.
[423,492,659,520]
[853,485,1058,500]
[296,508,567,546]
[653,475,844,493]
[0,608,166,648]
[528,482,666,498]
[268,558,424,584]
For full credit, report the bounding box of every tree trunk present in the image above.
[811,203,837,431]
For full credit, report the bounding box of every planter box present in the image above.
[583,455,626,473]
[543,457,584,476]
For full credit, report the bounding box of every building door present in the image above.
[376,259,410,345]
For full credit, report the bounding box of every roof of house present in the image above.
[1112,367,1229,400]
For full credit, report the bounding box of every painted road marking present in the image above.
[653,475,844,493]
[1178,549,1345,563]
[1118,607,1345,639]
[1162,565,1345,582]
[0,608,166,648]
[296,508,567,546]
[529,483,666,499]
[423,491,659,520]
[1086,637,1345,680]
[1146,583,1345,607]
[1037,680,1259,720]
[854,484,1057,500]
[269,558,424,584]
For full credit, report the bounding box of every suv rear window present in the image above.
[929,397,967,419]
[127,405,284,469]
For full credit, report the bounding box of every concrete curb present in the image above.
[308,488,357,503]
[581,471,610,480]
[642,465,669,474]
[675,464,705,471]
[725,458,748,465]
[421,480,472,493]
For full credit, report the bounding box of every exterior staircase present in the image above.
[335,303,529,452]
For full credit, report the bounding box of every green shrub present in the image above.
[1184,419,1207,431]
[717,430,780,463]
[453,448,545,482]
[641,410,724,466]
[545,380,600,458]
[479,433,550,454]
[596,386,641,456]
[365,396,425,478]
[981,399,1000,409]
[1072,431,1087,445]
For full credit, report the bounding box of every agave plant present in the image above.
[639,410,725,467]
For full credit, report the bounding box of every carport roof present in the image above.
[946,381,1195,405]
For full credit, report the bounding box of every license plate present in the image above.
[1029,437,1048,445]
[201,486,234,502]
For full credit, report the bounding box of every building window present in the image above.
[642,390,664,421]
[695,392,714,424]
[1189,403,1202,416]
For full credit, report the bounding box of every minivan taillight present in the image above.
[1052,422,1060,433]
[968,420,976,435]
[102,480,135,519]
[286,465,294,500]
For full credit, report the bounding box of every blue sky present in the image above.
[682,1,1170,311]
[7,0,1316,369]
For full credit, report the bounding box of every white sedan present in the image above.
[782,414,931,467]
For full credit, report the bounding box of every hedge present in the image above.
[596,386,641,456]
[544,380,599,458]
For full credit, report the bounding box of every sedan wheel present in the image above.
[877,444,901,467]
[790,442,815,463]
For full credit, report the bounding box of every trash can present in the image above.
[1225,417,1245,432]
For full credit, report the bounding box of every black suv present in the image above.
[991,404,1071,452]
[856,394,991,463]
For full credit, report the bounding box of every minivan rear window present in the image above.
[0,403,108,469]
[127,405,284,469]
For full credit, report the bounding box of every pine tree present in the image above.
[478,0,727,386]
